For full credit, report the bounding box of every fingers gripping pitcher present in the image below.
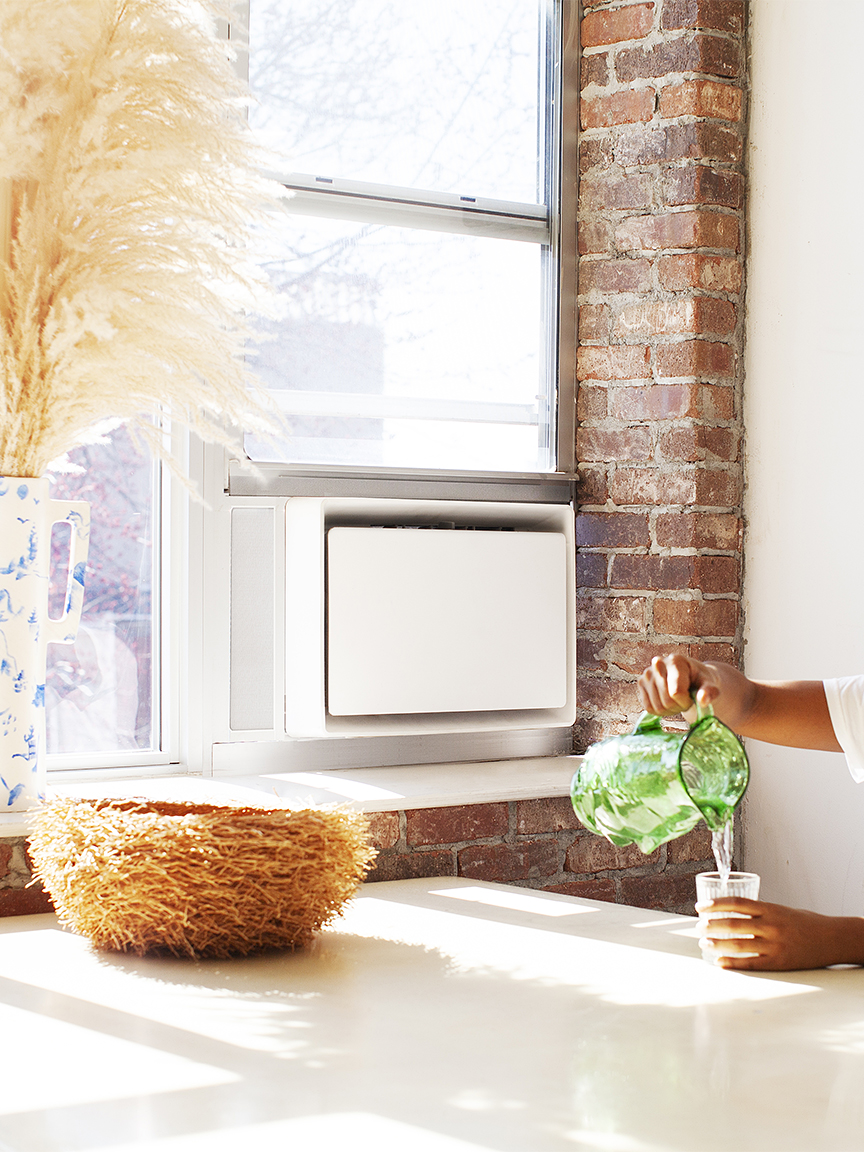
[570,698,749,854]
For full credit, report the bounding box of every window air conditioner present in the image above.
[283,497,575,738]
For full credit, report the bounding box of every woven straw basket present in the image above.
[28,798,376,959]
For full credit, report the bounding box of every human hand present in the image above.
[638,653,721,718]
[696,897,864,971]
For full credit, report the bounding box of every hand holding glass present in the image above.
[695,871,761,964]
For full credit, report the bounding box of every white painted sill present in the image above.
[0,755,582,838]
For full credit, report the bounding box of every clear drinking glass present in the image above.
[695,871,761,964]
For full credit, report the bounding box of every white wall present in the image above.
[743,0,864,912]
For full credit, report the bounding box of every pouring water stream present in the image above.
[711,820,733,886]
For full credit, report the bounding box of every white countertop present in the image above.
[0,877,860,1151]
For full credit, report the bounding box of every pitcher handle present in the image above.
[45,501,90,646]
[632,693,713,735]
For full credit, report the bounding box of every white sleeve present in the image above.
[823,676,864,782]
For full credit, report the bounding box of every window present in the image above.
[241,0,575,476]
[44,429,172,772]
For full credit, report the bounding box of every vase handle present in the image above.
[46,501,90,645]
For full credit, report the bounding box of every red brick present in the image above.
[582,52,611,88]
[693,554,739,593]
[575,465,609,505]
[579,303,611,341]
[577,512,651,548]
[0,887,53,916]
[654,511,741,549]
[615,32,740,82]
[577,551,608,588]
[655,339,735,379]
[576,427,653,463]
[670,123,742,165]
[664,167,742,209]
[545,879,617,902]
[609,383,699,420]
[610,553,695,590]
[577,384,608,421]
[619,871,698,912]
[610,466,699,506]
[580,137,615,175]
[582,4,656,48]
[406,803,509,847]
[577,344,651,380]
[577,595,649,634]
[657,252,742,292]
[661,0,744,35]
[458,840,560,883]
[614,300,693,337]
[659,79,743,120]
[578,677,640,717]
[701,384,735,420]
[692,467,741,505]
[579,258,653,294]
[608,555,739,601]
[365,850,454,883]
[604,638,683,675]
[615,122,741,166]
[579,219,615,255]
[516,797,583,835]
[657,424,739,461]
[367,811,399,851]
[689,641,738,665]
[580,172,654,212]
[581,87,655,129]
[653,596,738,638]
[615,210,739,253]
[567,836,660,872]
[614,297,735,338]
[666,821,713,863]
[578,635,609,672]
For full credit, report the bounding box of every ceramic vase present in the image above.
[0,477,90,811]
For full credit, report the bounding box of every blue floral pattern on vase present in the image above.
[0,478,90,810]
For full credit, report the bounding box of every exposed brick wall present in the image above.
[575,0,747,749]
[0,838,52,916]
[365,799,715,915]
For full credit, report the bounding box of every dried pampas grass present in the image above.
[0,0,280,477]
[28,798,377,958]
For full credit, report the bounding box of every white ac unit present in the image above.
[284,497,575,738]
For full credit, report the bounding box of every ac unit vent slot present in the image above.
[230,507,275,731]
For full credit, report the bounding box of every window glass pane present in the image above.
[248,0,544,204]
[246,215,548,472]
[44,428,156,755]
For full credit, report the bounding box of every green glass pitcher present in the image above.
[570,699,749,854]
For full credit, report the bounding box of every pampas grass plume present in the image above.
[0,0,280,477]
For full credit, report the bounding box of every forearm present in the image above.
[823,915,864,966]
[736,679,842,752]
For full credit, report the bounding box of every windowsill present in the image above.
[0,755,581,838]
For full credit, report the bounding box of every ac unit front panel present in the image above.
[327,527,568,716]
